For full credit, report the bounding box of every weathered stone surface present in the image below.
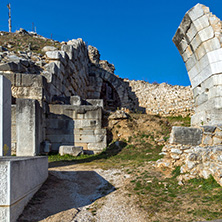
[108,110,128,120]
[86,99,104,108]
[124,80,194,117]
[59,146,83,156]
[16,99,43,156]
[0,76,11,156]
[169,126,203,146]
[0,156,48,222]
[173,3,222,126]
[201,125,216,133]
[47,104,106,153]
[0,62,20,72]
[42,46,57,52]
[70,96,82,106]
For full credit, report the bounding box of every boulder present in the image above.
[42,46,57,52]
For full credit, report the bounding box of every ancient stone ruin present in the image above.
[0,5,215,219]
[0,38,142,156]
[158,4,222,186]
[0,75,48,222]
[173,3,222,126]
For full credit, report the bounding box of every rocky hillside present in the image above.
[0,29,61,74]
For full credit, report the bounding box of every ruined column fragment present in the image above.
[173,4,222,126]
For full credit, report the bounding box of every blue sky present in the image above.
[0,0,221,86]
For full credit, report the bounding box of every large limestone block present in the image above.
[193,15,210,32]
[198,26,214,42]
[46,134,74,144]
[0,156,48,222]
[46,51,62,60]
[186,23,197,43]
[195,37,221,61]
[0,76,11,156]
[169,126,203,146]
[61,44,75,61]
[59,146,83,156]
[190,33,202,52]
[16,99,43,156]
[42,46,57,52]
[187,4,207,21]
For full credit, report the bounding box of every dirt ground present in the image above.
[18,164,148,222]
[17,114,222,222]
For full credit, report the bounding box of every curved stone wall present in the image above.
[173,4,222,125]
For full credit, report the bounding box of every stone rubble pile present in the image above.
[0,49,43,74]
[157,125,222,185]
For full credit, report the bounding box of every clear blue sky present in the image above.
[0,0,221,86]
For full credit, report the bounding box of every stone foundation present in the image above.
[157,125,222,185]
[46,103,106,154]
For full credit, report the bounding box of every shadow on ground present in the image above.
[48,141,127,168]
[18,170,115,222]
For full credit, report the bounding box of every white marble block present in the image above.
[0,156,48,222]
[0,75,11,156]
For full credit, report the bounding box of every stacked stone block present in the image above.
[173,3,222,125]
[46,104,106,154]
[125,80,194,116]
[157,125,222,186]
[44,38,89,102]
[0,72,45,104]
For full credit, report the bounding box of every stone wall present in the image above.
[43,38,89,102]
[157,126,222,186]
[124,80,194,116]
[157,3,222,187]
[46,102,106,154]
[173,3,222,125]
[0,31,197,155]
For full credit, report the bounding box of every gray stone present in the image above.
[86,99,104,108]
[0,156,48,222]
[0,62,19,72]
[108,110,128,120]
[70,96,82,106]
[59,146,83,156]
[16,99,43,156]
[171,154,180,160]
[202,125,216,133]
[169,126,203,146]
[42,46,57,52]
[46,51,62,60]
[171,148,183,154]
[61,44,75,61]
[188,153,198,161]
[187,160,196,170]
[0,76,11,156]
[202,135,212,145]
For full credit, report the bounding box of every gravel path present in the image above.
[18,165,148,222]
